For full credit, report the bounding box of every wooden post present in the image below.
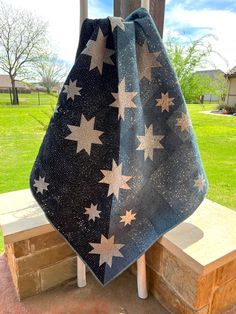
[149,0,166,38]
[114,0,141,19]
[114,0,166,38]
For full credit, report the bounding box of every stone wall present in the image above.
[6,227,236,314]
[131,242,236,314]
[5,231,77,300]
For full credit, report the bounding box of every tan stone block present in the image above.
[16,243,75,275]
[17,271,40,300]
[148,267,209,314]
[211,277,236,314]
[146,242,163,273]
[129,262,137,276]
[13,239,30,257]
[29,231,64,253]
[160,246,214,309]
[40,256,77,291]
[197,272,216,310]
[215,258,236,286]
[5,244,18,288]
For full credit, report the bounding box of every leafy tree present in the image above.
[165,34,226,103]
[0,1,48,104]
[35,53,69,93]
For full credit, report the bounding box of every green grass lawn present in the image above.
[0,94,235,253]
[188,104,236,210]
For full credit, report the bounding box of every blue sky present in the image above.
[3,0,236,72]
[89,0,236,71]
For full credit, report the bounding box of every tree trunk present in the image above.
[10,77,19,105]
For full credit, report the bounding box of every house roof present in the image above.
[0,75,29,89]
[225,66,236,78]
[196,69,225,79]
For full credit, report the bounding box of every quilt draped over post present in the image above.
[30,8,208,285]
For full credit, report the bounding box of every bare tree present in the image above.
[35,54,69,93]
[0,1,48,104]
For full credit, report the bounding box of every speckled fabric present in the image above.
[30,8,208,286]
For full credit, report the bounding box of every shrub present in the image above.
[217,103,236,114]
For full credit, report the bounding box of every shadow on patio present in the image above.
[0,253,169,314]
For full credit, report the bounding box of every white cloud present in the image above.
[164,6,236,71]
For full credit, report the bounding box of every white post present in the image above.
[141,0,150,11]
[138,2,149,300]
[77,256,87,287]
[137,254,148,299]
[77,1,88,289]
[80,0,88,30]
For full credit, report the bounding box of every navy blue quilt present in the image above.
[30,8,208,285]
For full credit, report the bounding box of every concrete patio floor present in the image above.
[0,254,169,314]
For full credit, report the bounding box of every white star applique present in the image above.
[120,210,136,226]
[84,204,101,221]
[99,160,132,200]
[63,79,82,101]
[108,16,125,32]
[89,234,124,267]
[137,125,164,161]
[33,176,49,194]
[110,78,137,120]
[136,40,162,81]
[156,92,175,112]
[65,114,103,155]
[176,112,191,132]
[194,174,206,192]
[81,27,115,75]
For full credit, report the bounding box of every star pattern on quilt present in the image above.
[82,27,115,74]
[63,79,82,101]
[84,204,101,221]
[136,40,162,80]
[137,125,164,161]
[89,235,124,267]
[65,114,103,155]
[32,15,207,284]
[156,92,175,112]
[108,16,125,32]
[99,160,132,199]
[110,78,137,120]
[33,176,49,194]
[120,210,136,226]
[194,174,206,192]
[176,112,191,132]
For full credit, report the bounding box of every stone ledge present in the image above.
[0,189,53,244]
[160,198,236,276]
[1,189,235,276]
